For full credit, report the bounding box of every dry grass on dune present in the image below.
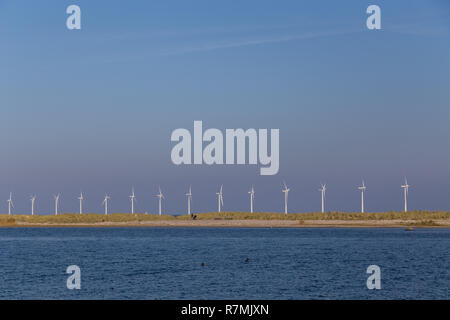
[0,213,175,225]
[184,211,450,221]
[0,210,449,226]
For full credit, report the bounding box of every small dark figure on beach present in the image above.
[191,214,197,220]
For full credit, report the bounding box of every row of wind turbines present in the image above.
[4,178,411,216]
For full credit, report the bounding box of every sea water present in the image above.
[0,227,448,299]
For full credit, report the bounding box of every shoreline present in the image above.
[2,219,449,228]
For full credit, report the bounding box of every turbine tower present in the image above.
[54,194,60,215]
[319,184,326,213]
[186,186,192,216]
[7,193,13,215]
[249,186,255,213]
[358,181,366,213]
[78,192,83,214]
[401,178,410,212]
[157,187,164,216]
[216,185,224,213]
[130,188,136,214]
[282,182,289,215]
[30,195,36,216]
[102,194,110,215]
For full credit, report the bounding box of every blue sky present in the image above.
[1,0,450,214]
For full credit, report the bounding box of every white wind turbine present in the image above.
[130,188,136,215]
[216,185,224,213]
[30,195,36,216]
[78,192,84,214]
[249,186,255,213]
[186,186,192,216]
[282,182,289,215]
[54,194,60,215]
[102,194,110,215]
[7,192,13,215]
[157,187,164,216]
[358,181,367,213]
[319,184,326,213]
[401,178,410,212]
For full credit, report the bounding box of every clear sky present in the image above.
[1,0,449,215]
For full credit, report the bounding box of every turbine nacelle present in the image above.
[401,178,410,194]
[7,193,14,206]
[102,195,110,203]
[282,181,290,193]
[358,181,366,191]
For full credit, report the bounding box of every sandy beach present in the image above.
[9,219,450,228]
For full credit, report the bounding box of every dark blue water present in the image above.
[0,227,448,299]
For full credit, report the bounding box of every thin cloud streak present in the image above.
[161,29,360,56]
[386,24,450,37]
[102,23,299,42]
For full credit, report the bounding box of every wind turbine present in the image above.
[319,184,326,213]
[54,194,60,215]
[7,192,13,215]
[186,186,192,216]
[30,195,36,216]
[129,188,136,214]
[249,186,255,213]
[282,182,289,215]
[216,185,224,213]
[156,187,164,216]
[358,181,367,213]
[401,178,410,212]
[78,192,84,214]
[102,194,110,215]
